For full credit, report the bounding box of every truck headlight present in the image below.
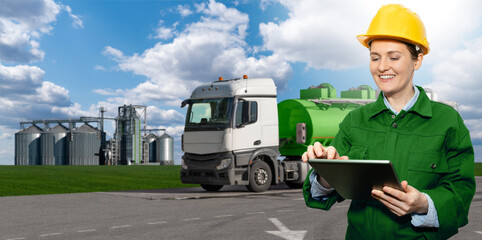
[216,158,232,170]
[181,159,188,170]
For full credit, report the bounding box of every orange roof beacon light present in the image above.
[243,75,248,79]
[219,77,223,81]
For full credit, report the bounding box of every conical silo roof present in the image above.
[159,133,172,139]
[45,124,68,133]
[17,125,43,134]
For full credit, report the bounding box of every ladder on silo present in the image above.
[111,138,119,165]
[142,141,149,164]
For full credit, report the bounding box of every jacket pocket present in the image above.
[407,151,448,190]
[347,145,368,160]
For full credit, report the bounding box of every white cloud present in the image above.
[259,0,372,70]
[259,0,482,70]
[36,81,70,105]
[62,4,83,29]
[51,103,90,117]
[0,63,83,129]
[92,88,119,96]
[177,5,193,17]
[0,0,86,136]
[0,0,84,64]
[103,46,125,61]
[0,64,44,96]
[164,125,185,139]
[103,0,292,107]
[147,107,185,126]
[94,65,106,71]
[0,133,11,140]
[0,0,61,63]
[151,20,177,40]
[154,26,174,40]
[466,119,482,139]
[425,36,482,120]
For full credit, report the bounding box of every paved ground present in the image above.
[0,177,481,240]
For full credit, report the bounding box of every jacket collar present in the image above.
[367,86,432,119]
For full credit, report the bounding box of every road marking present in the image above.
[183,218,201,221]
[111,225,132,229]
[6,238,26,240]
[266,218,307,240]
[246,212,265,215]
[293,198,305,201]
[277,209,295,213]
[475,231,482,234]
[77,229,97,232]
[40,232,62,237]
[148,221,167,225]
[214,214,234,218]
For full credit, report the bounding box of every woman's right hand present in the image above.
[301,142,347,162]
[301,142,348,189]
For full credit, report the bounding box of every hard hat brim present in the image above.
[357,34,430,55]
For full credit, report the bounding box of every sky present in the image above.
[1,0,482,165]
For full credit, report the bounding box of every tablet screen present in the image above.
[308,159,403,200]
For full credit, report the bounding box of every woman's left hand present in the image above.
[371,180,428,216]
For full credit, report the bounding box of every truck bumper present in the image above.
[181,167,235,185]
[180,152,238,185]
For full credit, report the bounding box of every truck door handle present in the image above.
[254,140,261,145]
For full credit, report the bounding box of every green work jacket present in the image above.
[303,86,475,240]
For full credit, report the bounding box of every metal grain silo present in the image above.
[145,133,157,163]
[40,124,68,165]
[117,105,142,165]
[15,125,42,165]
[69,124,102,165]
[156,133,174,165]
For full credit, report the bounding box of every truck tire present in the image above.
[246,161,272,192]
[201,184,223,192]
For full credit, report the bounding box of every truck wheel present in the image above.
[201,184,223,192]
[246,161,272,192]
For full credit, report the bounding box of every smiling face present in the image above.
[369,39,423,99]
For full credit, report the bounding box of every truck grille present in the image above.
[183,152,222,167]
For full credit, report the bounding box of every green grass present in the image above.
[1,163,481,197]
[0,165,198,197]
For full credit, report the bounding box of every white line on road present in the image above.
[269,218,289,232]
[293,198,305,201]
[111,225,132,229]
[214,214,234,218]
[77,229,97,233]
[183,218,201,221]
[266,218,307,240]
[475,231,482,234]
[148,221,167,225]
[246,212,265,215]
[277,209,295,213]
[6,238,26,240]
[40,232,62,237]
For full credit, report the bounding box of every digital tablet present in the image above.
[308,159,403,200]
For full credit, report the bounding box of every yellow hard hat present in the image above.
[357,4,430,55]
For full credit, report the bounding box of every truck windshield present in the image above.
[185,98,233,131]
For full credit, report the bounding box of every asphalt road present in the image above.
[1,177,481,240]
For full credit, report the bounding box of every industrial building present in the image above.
[15,104,174,166]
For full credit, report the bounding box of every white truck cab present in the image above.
[181,76,282,192]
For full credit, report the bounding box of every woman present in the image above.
[302,4,475,239]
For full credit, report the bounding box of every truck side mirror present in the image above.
[181,99,192,108]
